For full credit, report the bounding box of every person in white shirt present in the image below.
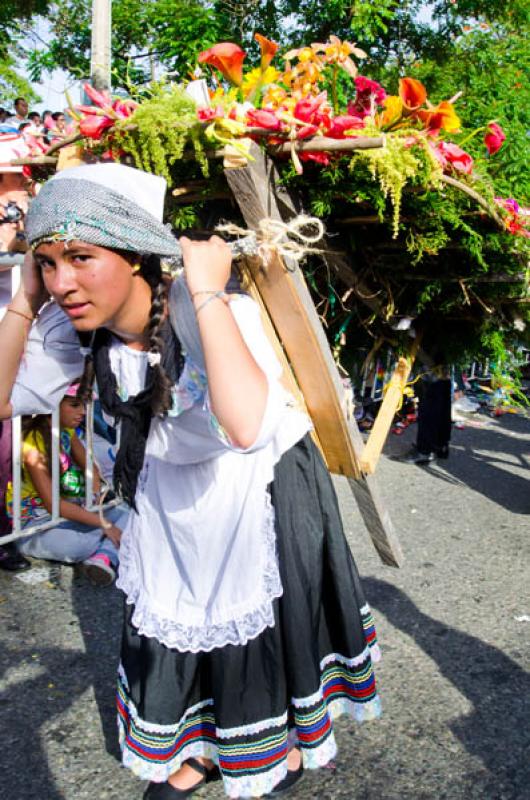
[0,163,381,800]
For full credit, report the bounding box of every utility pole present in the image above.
[90,0,112,90]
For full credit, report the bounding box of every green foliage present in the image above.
[351,136,429,237]
[111,83,208,185]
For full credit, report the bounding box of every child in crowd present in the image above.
[6,383,126,585]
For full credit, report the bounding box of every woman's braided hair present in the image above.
[77,250,173,416]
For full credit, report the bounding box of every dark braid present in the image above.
[139,254,174,417]
[77,331,96,404]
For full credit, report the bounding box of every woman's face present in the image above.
[60,397,85,429]
[34,241,140,332]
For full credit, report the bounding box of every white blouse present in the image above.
[11,293,312,652]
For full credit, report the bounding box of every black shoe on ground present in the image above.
[0,545,31,572]
[400,447,435,465]
[435,445,450,459]
[268,761,304,796]
[143,759,220,799]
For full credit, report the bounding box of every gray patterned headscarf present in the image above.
[26,163,182,256]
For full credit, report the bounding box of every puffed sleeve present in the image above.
[10,302,84,416]
[206,294,307,452]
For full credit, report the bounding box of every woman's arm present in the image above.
[0,253,49,419]
[70,433,102,495]
[180,237,268,449]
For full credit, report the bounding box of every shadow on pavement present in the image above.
[390,413,530,514]
[365,577,530,797]
[0,643,91,800]
[70,576,124,762]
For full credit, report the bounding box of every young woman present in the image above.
[0,163,380,799]
[6,383,125,585]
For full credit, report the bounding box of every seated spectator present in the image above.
[47,111,67,142]
[0,109,8,124]
[6,383,127,585]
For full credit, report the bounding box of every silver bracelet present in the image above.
[194,291,228,314]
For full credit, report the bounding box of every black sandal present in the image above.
[268,757,304,796]
[143,758,220,799]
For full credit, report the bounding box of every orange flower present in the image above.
[399,78,427,111]
[198,43,246,87]
[416,101,461,133]
[255,33,278,71]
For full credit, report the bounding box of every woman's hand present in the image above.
[103,524,122,548]
[180,236,232,296]
[18,250,49,314]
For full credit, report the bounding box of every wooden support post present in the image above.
[224,142,404,567]
[360,356,411,474]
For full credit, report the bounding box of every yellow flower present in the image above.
[262,85,288,108]
[242,66,280,96]
[378,95,403,127]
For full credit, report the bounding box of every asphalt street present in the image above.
[0,412,528,800]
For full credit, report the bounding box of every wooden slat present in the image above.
[224,142,404,567]
[360,357,411,474]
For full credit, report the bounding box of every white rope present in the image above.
[215,214,326,266]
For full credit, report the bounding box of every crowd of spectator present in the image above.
[0,97,70,144]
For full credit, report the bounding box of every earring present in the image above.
[132,264,141,274]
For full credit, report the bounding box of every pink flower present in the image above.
[349,76,387,117]
[246,108,282,130]
[299,151,331,166]
[326,114,365,138]
[433,141,474,174]
[293,93,328,124]
[484,122,506,155]
[197,106,224,121]
[83,83,113,110]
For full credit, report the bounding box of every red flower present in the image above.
[293,93,328,124]
[83,83,113,109]
[484,122,506,155]
[79,114,115,140]
[349,76,387,117]
[327,114,365,138]
[399,78,427,111]
[112,99,138,119]
[197,106,224,121]
[198,43,246,87]
[246,108,282,130]
[254,33,278,71]
[433,141,473,174]
[299,151,331,166]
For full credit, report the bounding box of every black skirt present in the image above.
[117,435,381,797]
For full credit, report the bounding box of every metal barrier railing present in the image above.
[0,256,118,547]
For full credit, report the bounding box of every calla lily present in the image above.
[255,33,278,71]
[399,78,427,111]
[198,43,246,87]
[416,101,461,134]
[378,95,403,127]
[484,122,506,155]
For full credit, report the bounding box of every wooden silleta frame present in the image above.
[224,142,404,568]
